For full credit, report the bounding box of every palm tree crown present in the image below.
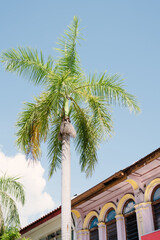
[1,16,140,177]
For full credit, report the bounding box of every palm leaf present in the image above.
[85,94,113,139]
[16,101,42,160]
[1,47,54,85]
[71,100,99,177]
[0,191,20,226]
[55,16,82,77]
[16,98,50,160]
[48,117,62,178]
[75,73,140,113]
[0,176,25,205]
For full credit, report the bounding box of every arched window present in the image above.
[152,186,160,230]
[105,209,117,240]
[123,199,138,240]
[89,217,99,240]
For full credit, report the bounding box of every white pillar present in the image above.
[61,135,71,240]
[135,202,154,239]
[98,222,106,240]
[115,214,126,240]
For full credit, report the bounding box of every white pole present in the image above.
[61,134,71,240]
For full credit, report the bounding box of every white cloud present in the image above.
[0,151,55,227]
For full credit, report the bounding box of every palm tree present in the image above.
[0,175,25,228]
[1,16,140,239]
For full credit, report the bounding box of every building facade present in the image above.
[21,148,160,240]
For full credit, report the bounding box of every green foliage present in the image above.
[0,227,30,240]
[0,175,25,227]
[0,227,20,240]
[1,16,140,177]
[1,47,54,85]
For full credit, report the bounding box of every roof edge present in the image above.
[20,207,61,235]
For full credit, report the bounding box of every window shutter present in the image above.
[90,229,99,240]
[106,222,117,240]
[153,202,160,230]
[125,213,138,240]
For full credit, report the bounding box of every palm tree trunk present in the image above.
[60,108,76,240]
[61,133,71,240]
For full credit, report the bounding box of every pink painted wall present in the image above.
[141,230,160,240]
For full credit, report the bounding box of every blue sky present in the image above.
[0,0,160,225]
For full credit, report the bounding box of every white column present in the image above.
[61,135,71,240]
[98,222,106,240]
[115,214,126,240]
[135,202,154,239]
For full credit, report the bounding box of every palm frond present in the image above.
[75,73,140,113]
[47,70,72,100]
[16,101,42,160]
[55,16,82,77]
[16,82,65,162]
[48,117,62,178]
[16,88,63,161]
[85,94,113,139]
[0,176,25,205]
[16,97,51,160]
[0,191,20,227]
[1,47,54,85]
[71,100,99,177]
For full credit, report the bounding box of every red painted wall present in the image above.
[141,230,160,240]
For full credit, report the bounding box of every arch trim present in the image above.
[144,178,160,202]
[117,194,135,214]
[98,202,116,222]
[83,211,98,229]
